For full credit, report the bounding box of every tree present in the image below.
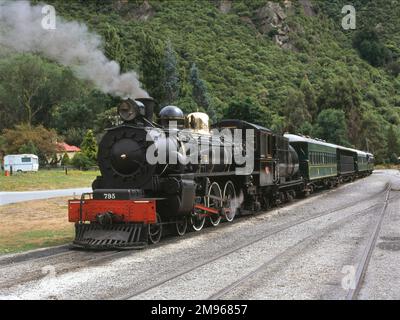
[224,97,268,126]
[81,129,98,163]
[162,41,180,105]
[190,63,209,109]
[52,102,94,134]
[0,54,84,129]
[390,153,399,164]
[103,23,127,72]
[387,61,400,77]
[94,107,120,134]
[313,109,349,146]
[63,128,86,147]
[18,141,38,155]
[138,33,165,106]
[386,125,400,160]
[283,88,311,133]
[317,77,362,145]
[71,153,93,170]
[0,135,6,162]
[51,91,112,135]
[61,153,71,166]
[318,77,362,113]
[298,121,313,136]
[353,28,392,67]
[190,63,216,122]
[49,153,60,166]
[0,54,51,126]
[300,75,317,120]
[1,124,59,164]
[360,110,387,163]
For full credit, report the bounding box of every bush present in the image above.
[353,29,392,67]
[2,124,59,165]
[81,129,98,163]
[71,153,94,170]
[390,153,399,164]
[61,153,71,166]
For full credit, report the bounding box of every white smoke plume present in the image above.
[0,0,149,99]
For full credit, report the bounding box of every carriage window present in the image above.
[21,157,31,163]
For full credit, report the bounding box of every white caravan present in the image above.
[3,154,39,172]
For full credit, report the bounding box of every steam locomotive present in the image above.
[68,98,374,249]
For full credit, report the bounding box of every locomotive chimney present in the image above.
[136,97,155,122]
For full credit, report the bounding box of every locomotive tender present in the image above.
[68,98,374,249]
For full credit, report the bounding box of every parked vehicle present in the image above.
[3,154,39,173]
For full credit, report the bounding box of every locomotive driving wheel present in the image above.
[223,180,237,222]
[191,197,206,232]
[208,181,222,227]
[175,216,188,236]
[148,213,162,244]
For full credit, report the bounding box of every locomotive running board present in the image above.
[73,223,148,250]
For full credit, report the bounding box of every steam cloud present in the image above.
[228,191,244,220]
[0,0,149,99]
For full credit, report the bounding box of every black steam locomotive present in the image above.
[68,98,373,249]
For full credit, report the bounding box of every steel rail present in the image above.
[207,201,385,300]
[345,187,391,300]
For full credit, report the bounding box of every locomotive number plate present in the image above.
[93,189,144,200]
[103,193,116,200]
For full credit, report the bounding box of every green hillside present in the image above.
[1,0,400,163]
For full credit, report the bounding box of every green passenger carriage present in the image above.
[356,150,369,174]
[366,153,375,173]
[284,134,337,182]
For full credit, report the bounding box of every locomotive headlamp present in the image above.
[118,99,139,121]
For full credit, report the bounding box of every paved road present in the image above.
[0,170,399,300]
[0,188,92,206]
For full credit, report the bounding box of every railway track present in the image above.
[0,250,127,290]
[0,178,391,292]
[208,187,393,300]
[123,183,391,300]
[345,188,391,300]
[207,204,382,300]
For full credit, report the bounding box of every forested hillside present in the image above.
[1,0,399,163]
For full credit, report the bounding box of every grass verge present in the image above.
[0,197,73,254]
[0,169,99,191]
